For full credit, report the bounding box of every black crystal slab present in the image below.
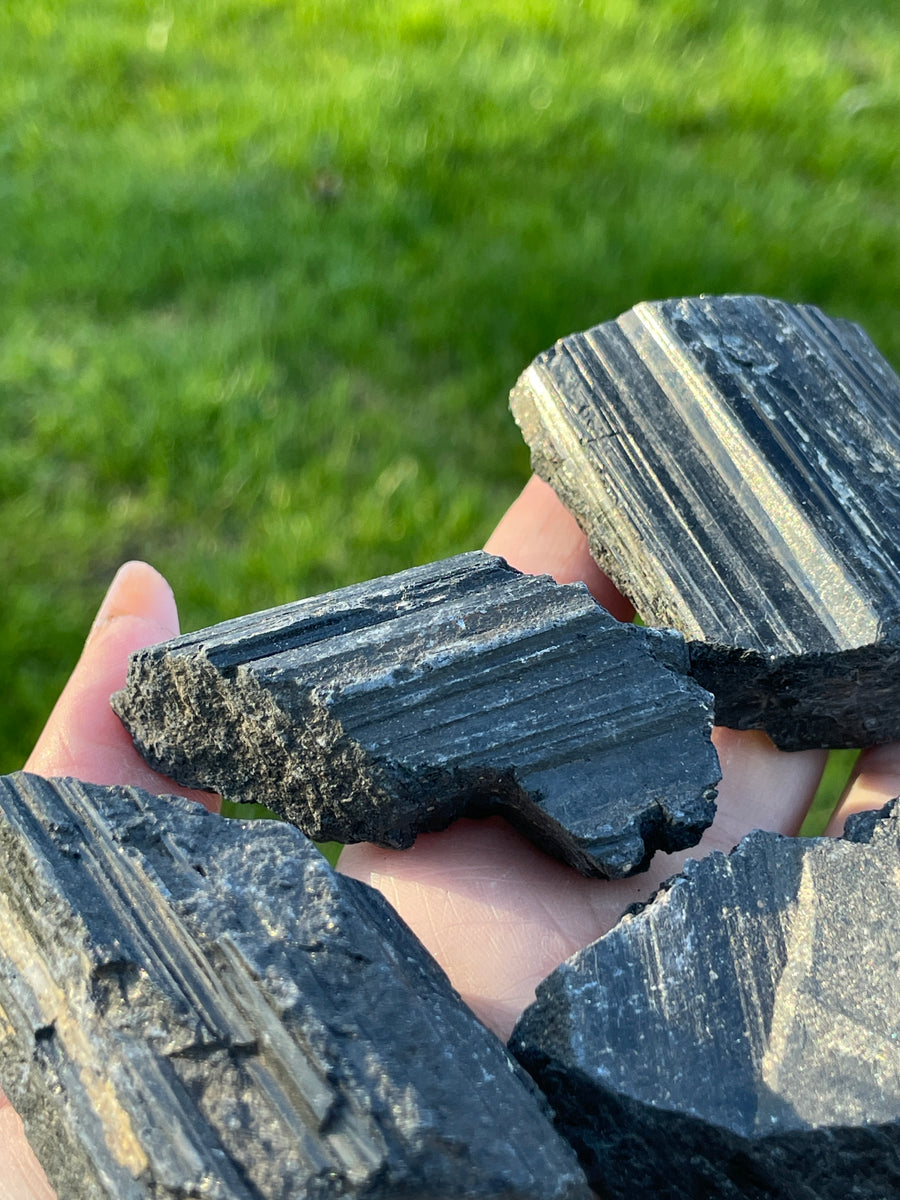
[511,294,900,749]
[112,551,719,879]
[0,772,590,1200]
[510,801,900,1200]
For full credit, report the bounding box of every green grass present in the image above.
[2,0,899,793]
[801,749,861,836]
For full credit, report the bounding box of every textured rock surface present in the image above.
[510,801,900,1200]
[511,294,900,749]
[112,551,719,879]
[0,772,590,1200]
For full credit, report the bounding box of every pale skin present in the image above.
[4,475,896,1198]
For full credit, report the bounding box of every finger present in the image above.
[484,475,635,620]
[4,564,218,1197]
[25,561,217,811]
[702,727,827,847]
[825,742,900,835]
[0,1096,55,1200]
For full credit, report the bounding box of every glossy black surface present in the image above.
[113,552,719,878]
[512,295,900,747]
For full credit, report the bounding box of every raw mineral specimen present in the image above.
[0,772,591,1200]
[509,801,900,1200]
[112,551,719,879]
[510,294,900,749]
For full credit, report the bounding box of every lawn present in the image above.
[1,0,897,829]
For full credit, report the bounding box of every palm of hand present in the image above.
[4,476,895,1199]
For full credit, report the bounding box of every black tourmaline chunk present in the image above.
[511,294,900,749]
[112,551,719,879]
[509,801,900,1200]
[0,772,590,1200]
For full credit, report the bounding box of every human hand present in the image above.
[338,476,898,1039]
[4,487,899,1198]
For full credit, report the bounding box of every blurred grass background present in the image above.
[1,0,897,825]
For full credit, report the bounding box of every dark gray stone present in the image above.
[112,551,719,879]
[511,294,900,749]
[0,772,590,1200]
[509,801,900,1200]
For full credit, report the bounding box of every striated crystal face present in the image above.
[510,800,900,1200]
[0,772,590,1200]
[511,295,900,748]
[112,551,719,879]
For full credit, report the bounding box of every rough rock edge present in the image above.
[509,800,900,1200]
[0,772,591,1200]
[112,551,719,879]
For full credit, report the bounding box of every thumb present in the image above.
[24,561,217,810]
[0,1092,56,1200]
[4,563,216,1198]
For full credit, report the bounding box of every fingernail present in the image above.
[88,561,177,641]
